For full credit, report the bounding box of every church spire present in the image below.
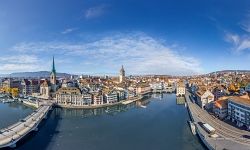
[50,56,57,86]
[52,55,56,73]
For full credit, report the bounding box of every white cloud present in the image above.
[11,32,203,75]
[225,32,250,52]
[0,55,47,73]
[61,28,78,34]
[0,64,40,72]
[225,12,250,53]
[85,5,107,19]
[0,55,38,64]
[240,12,250,33]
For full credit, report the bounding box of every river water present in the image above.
[1,94,206,150]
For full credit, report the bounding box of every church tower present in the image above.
[50,56,57,91]
[119,65,125,83]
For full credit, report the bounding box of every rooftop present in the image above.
[229,96,250,107]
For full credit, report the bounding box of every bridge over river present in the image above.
[0,104,52,148]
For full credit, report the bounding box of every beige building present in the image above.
[40,80,51,99]
[196,89,214,109]
[56,87,83,106]
[176,82,185,96]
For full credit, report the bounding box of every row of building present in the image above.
[187,71,250,130]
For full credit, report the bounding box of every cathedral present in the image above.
[40,56,58,99]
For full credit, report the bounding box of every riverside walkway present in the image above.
[186,90,250,150]
[0,104,52,148]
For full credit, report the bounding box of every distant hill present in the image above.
[210,70,250,74]
[0,71,73,78]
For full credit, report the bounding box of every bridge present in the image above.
[0,104,52,148]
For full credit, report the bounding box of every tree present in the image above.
[228,84,236,92]
[11,88,19,97]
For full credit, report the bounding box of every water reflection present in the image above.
[176,96,186,105]
[55,100,150,118]
[52,94,167,118]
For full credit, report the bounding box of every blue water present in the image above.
[0,102,34,129]
[1,94,205,150]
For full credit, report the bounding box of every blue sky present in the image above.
[0,0,250,75]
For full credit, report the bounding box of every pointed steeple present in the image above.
[51,56,56,73]
[50,56,57,87]
[120,65,125,73]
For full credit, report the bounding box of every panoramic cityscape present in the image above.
[1,0,250,150]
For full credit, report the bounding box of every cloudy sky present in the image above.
[0,0,249,75]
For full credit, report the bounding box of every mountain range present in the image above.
[0,71,72,78]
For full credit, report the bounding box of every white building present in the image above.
[82,93,92,105]
[104,90,118,104]
[196,89,214,109]
[228,97,250,130]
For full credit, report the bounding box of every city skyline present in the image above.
[0,0,250,75]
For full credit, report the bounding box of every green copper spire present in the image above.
[52,56,56,73]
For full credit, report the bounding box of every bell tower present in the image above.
[119,65,125,83]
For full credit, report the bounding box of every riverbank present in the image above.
[55,96,142,109]
[185,91,250,150]
[22,100,39,108]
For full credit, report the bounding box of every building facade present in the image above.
[196,90,214,109]
[176,82,186,96]
[56,87,83,106]
[228,97,250,130]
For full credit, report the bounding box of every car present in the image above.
[242,135,250,139]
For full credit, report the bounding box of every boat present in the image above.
[2,99,15,103]
[188,120,196,135]
[140,105,147,108]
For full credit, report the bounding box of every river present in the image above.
[1,93,206,150]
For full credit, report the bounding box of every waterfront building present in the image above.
[82,93,92,105]
[195,89,214,109]
[40,80,51,99]
[228,96,250,130]
[1,78,21,89]
[176,82,185,96]
[135,83,151,96]
[93,92,104,105]
[119,65,125,83]
[213,96,229,119]
[165,86,174,93]
[56,87,83,106]
[20,79,39,96]
[116,89,126,101]
[104,89,118,104]
[150,82,164,93]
